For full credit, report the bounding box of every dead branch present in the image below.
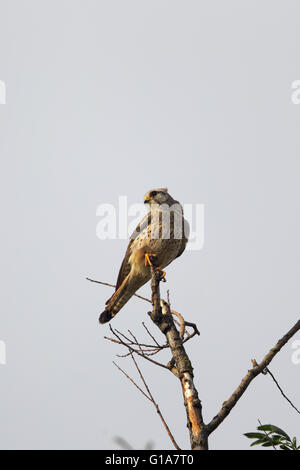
[206,318,300,435]
[108,325,171,371]
[114,353,181,450]
[265,367,300,415]
[89,274,300,450]
[142,322,161,347]
[86,277,152,304]
[147,277,208,450]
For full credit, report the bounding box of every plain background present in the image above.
[0,0,300,450]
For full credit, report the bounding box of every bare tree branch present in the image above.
[107,325,171,371]
[90,274,300,450]
[130,353,181,451]
[114,354,181,450]
[142,322,161,347]
[206,319,300,435]
[147,266,207,450]
[86,277,152,304]
[113,360,151,402]
[265,367,300,415]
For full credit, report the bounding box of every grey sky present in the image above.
[0,0,300,450]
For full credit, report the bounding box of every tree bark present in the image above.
[147,267,300,450]
[149,267,208,450]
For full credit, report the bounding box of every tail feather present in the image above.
[99,275,132,324]
[99,309,113,324]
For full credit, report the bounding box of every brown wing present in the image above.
[114,242,133,292]
[114,211,151,290]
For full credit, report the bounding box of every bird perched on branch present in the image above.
[99,188,189,324]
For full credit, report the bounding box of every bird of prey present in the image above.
[99,188,189,324]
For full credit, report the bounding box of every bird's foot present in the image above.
[145,253,166,282]
[144,253,157,267]
[156,267,166,282]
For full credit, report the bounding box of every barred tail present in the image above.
[99,275,133,324]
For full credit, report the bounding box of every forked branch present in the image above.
[206,318,300,435]
[88,274,300,450]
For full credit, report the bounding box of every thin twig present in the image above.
[92,274,300,450]
[113,361,151,402]
[114,355,181,450]
[114,328,135,344]
[108,325,170,370]
[89,276,199,343]
[206,319,300,435]
[128,330,141,349]
[104,334,163,351]
[86,277,152,303]
[257,419,277,450]
[265,367,300,415]
[130,353,181,450]
[184,321,200,336]
[170,310,185,339]
[105,328,198,351]
[142,322,161,347]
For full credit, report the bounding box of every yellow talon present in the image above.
[145,254,166,281]
[157,267,166,278]
[145,253,157,267]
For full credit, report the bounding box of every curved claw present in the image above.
[145,253,157,267]
[156,267,166,282]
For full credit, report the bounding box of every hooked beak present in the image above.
[144,195,150,204]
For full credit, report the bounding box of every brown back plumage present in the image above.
[99,189,188,324]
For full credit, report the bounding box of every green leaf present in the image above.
[257,424,290,441]
[271,436,285,446]
[250,439,265,447]
[261,441,275,447]
[244,432,266,439]
[279,444,291,450]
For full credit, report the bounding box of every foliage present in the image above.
[244,424,300,450]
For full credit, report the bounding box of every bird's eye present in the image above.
[151,191,157,197]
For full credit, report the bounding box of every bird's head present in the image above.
[144,188,171,207]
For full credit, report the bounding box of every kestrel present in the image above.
[99,188,189,324]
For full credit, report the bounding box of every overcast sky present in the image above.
[0,0,300,450]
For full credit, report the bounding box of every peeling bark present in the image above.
[148,268,208,449]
